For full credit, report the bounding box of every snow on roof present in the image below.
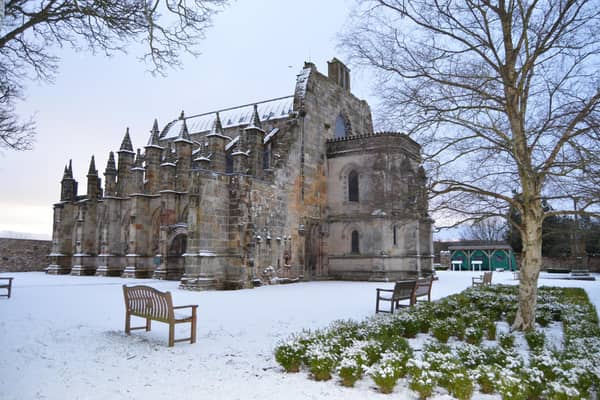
[225,135,239,151]
[160,96,294,139]
[264,128,279,144]
[294,66,312,104]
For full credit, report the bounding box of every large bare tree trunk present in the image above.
[513,207,543,331]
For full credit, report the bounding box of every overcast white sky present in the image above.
[0,0,456,240]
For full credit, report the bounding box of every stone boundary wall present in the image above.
[0,238,51,272]
[513,254,600,272]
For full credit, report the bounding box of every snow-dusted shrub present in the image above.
[497,370,529,400]
[475,365,497,394]
[397,312,420,338]
[498,332,515,349]
[274,339,306,372]
[412,303,433,333]
[446,370,474,400]
[306,340,338,381]
[455,343,486,368]
[431,320,451,343]
[407,359,437,400]
[336,341,368,387]
[484,318,497,340]
[465,325,484,345]
[546,380,582,400]
[336,356,363,387]
[369,350,415,392]
[525,329,545,353]
[361,339,383,366]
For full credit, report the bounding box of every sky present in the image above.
[0,0,457,240]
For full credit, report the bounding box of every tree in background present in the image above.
[0,0,227,151]
[461,218,506,242]
[343,0,600,330]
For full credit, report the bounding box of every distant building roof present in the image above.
[448,241,513,251]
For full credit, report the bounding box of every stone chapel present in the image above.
[47,58,434,289]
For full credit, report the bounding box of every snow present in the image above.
[1,271,599,400]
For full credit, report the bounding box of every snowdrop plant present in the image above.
[407,359,438,400]
[336,341,368,387]
[305,340,338,381]
[369,359,399,393]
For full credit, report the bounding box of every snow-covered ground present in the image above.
[1,270,598,400]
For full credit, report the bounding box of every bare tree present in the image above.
[343,0,600,330]
[0,0,227,151]
[461,218,506,242]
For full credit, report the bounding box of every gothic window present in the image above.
[351,230,360,254]
[263,143,271,170]
[334,114,347,139]
[393,226,397,246]
[226,152,233,173]
[348,170,359,202]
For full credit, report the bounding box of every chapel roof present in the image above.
[160,95,294,139]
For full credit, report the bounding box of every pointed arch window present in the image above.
[334,115,347,139]
[393,226,398,246]
[226,152,234,173]
[348,170,359,202]
[351,230,360,254]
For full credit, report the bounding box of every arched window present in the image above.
[334,115,346,138]
[348,170,359,202]
[393,226,398,246]
[351,230,360,254]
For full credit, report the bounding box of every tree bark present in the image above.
[513,204,543,331]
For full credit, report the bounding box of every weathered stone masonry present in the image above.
[48,58,434,289]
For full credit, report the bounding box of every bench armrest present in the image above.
[173,305,198,310]
[0,277,13,281]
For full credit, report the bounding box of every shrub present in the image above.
[447,371,474,400]
[408,360,437,400]
[336,342,368,387]
[274,341,305,372]
[399,313,420,338]
[485,319,497,340]
[455,343,486,368]
[431,320,451,343]
[537,311,552,327]
[361,340,383,366]
[476,365,497,394]
[306,341,338,381]
[499,333,515,350]
[546,381,582,400]
[337,357,363,387]
[370,363,398,394]
[525,330,545,353]
[451,317,467,341]
[465,326,484,345]
[497,371,529,400]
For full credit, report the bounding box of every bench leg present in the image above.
[146,318,151,332]
[190,309,197,344]
[125,312,131,335]
[168,324,175,347]
[375,293,380,313]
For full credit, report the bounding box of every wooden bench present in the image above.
[123,285,198,347]
[472,271,493,286]
[375,278,433,314]
[0,277,14,299]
